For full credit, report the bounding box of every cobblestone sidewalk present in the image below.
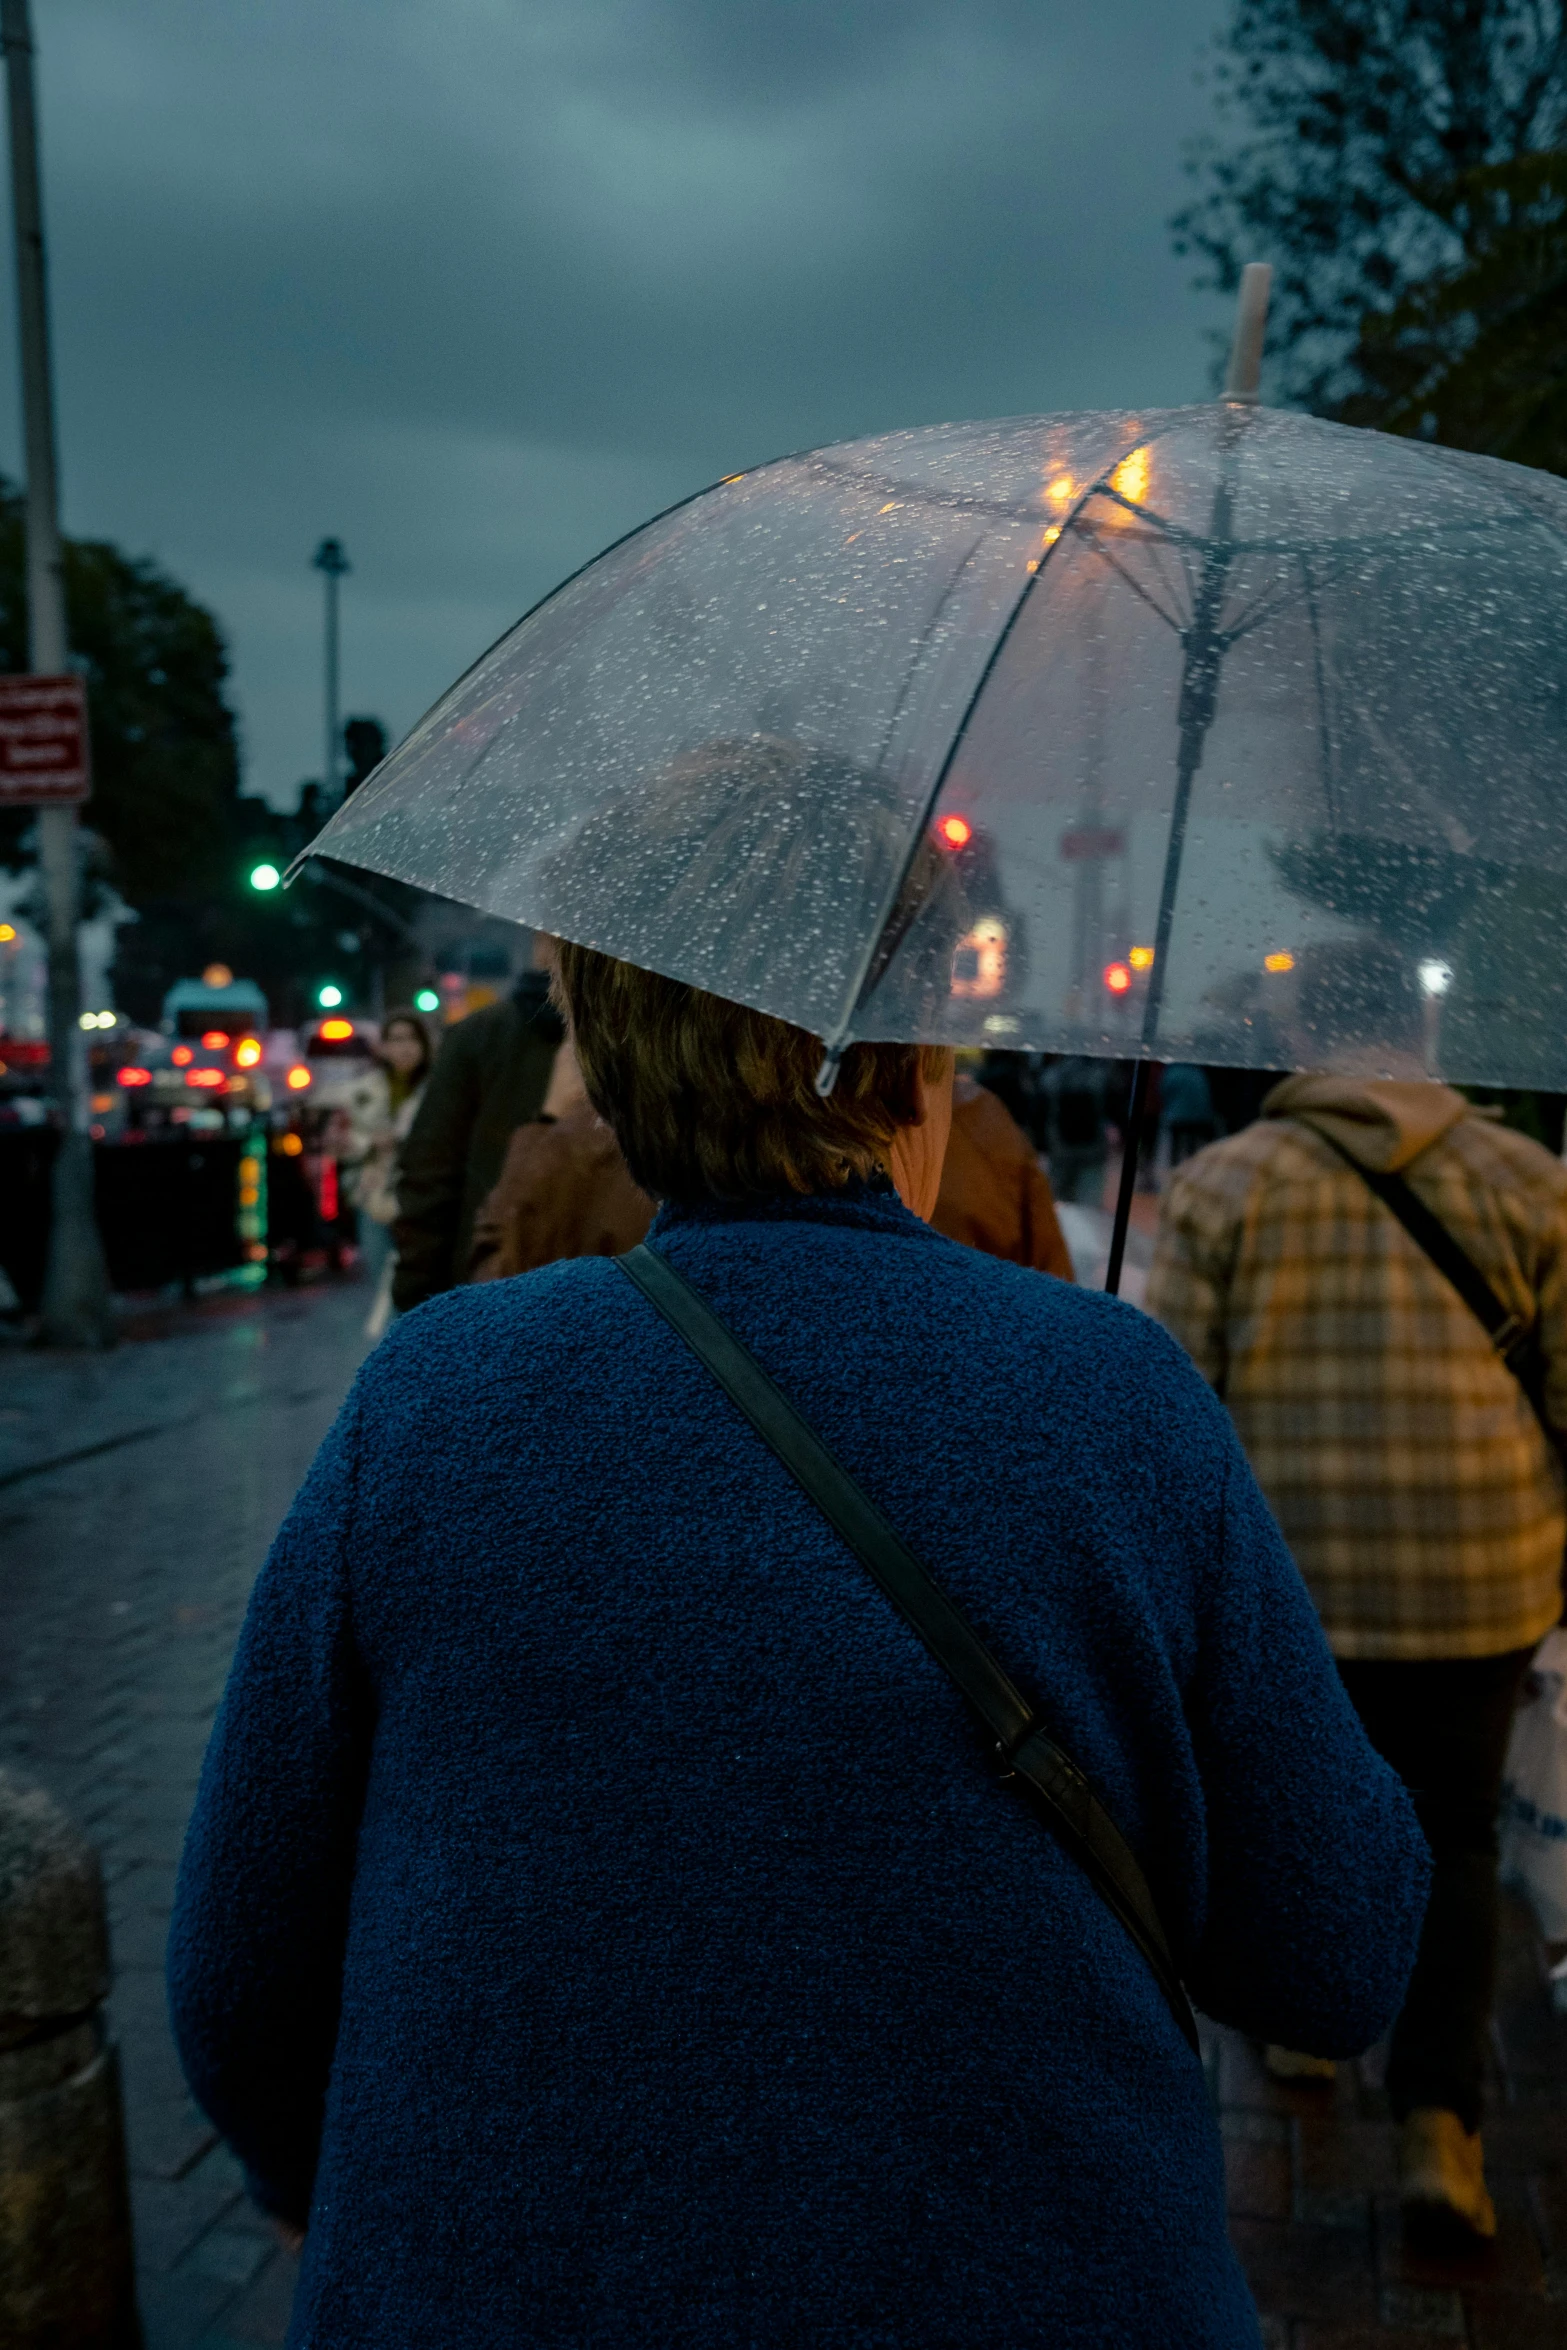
[3,1277,1566,2345]
[0,1280,370,2348]
[1206,1917,1567,2346]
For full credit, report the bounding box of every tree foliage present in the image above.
[0,475,241,903]
[1338,148,1567,466]
[1173,1,1567,415]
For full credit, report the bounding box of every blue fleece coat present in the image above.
[168,1184,1428,2348]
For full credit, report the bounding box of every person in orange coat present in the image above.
[931,1071,1074,1278]
[467,1042,654,1281]
[470,1052,1072,1285]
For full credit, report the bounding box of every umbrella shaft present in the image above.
[1105,1059,1151,1297]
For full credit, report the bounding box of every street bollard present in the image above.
[0,1770,141,2347]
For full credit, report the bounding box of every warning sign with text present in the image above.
[0,674,90,805]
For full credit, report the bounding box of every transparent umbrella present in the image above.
[301,277,1567,1284]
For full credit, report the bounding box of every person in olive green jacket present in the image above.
[391,962,562,1313]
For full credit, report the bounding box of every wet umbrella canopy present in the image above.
[304,394,1567,1094]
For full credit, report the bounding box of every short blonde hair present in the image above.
[554,943,944,1203]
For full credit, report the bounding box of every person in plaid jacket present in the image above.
[1149,937,1567,2247]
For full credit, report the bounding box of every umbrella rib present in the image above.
[866,534,988,775]
[1301,551,1339,834]
[817,429,1167,1079]
[1069,526,1186,633]
[1216,528,1366,648]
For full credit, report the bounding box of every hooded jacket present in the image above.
[1147,1075,1567,1661]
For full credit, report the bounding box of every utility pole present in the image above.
[312,536,349,805]
[2,0,111,1346]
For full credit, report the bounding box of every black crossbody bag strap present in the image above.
[1304,1124,1554,1442]
[616,1241,1199,2054]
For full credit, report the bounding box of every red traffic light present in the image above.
[116,1065,152,1088]
[935,813,973,850]
[1103,961,1132,995]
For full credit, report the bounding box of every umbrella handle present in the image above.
[1105,1061,1151,1297]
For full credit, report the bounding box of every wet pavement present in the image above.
[2,1274,1565,2346]
[0,1279,369,2349]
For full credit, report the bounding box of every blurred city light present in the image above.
[316,982,344,1009]
[248,862,281,892]
[936,813,973,849]
[1104,962,1132,994]
[1110,447,1150,505]
[286,1065,311,1090]
[1128,945,1155,971]
[414,988,440,1014]
[1264,951,1296,974]
[1419,959,1453,997]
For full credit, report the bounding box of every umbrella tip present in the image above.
[814,1045,843,1099]
[1222,263,1272,404]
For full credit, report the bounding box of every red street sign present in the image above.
[1059,825,1125,862]
[0,673,90,805]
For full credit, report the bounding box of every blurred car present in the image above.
[113,973,275,1134]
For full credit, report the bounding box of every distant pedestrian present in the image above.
[467,1042,654,1280]
[1038,1054,1113,1204]
[392,944,562,1312]
[1159,1062,1218,1169]
[169,937,1425,2348]
[338,1010,433,1339]
[1149,936,1567,2246]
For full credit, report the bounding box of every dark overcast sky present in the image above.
[1,0,1230,804]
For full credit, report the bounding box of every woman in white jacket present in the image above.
[340,1009,433,1337]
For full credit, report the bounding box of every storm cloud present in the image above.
[0,0,1227,800]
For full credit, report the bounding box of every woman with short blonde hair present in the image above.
[170,950,1426,2348]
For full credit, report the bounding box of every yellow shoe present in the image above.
[1264,2045,1337,2082]
[1399,2108,1497,2243]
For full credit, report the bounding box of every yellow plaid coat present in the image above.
[1146,1076,1567,1660]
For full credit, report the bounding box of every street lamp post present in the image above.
[1,0,111,1346]
[312,536,350,805]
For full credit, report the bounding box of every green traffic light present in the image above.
[414,988,440,1014]
[317,982,344,1010]
[249,861,281,892]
